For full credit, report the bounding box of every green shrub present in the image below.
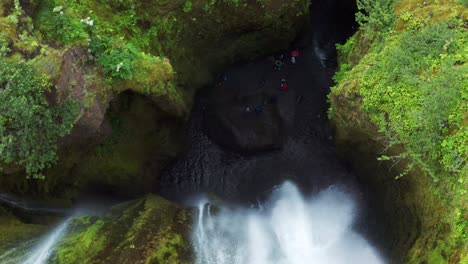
[89,37,137,80]
[0,56,79,178]
[357,22,467,178]
[203,0,217,13]
[458,0,468,7]
[356,0,397,32]
[35,2,88,45]
[182,0,192,12]
[0,33,8,56]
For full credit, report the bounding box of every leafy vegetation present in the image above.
[331,1,467,261]
[35,2,88,46]
[356,0,397,33]
[0,45,79,178]
[32,0,186,107]
[334,2,467,180]
[182,0,193,12]
[33,0,156,82]
[89,37,137,80]
[358,23,467,179]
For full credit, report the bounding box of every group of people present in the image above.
[243,49,300,115]
[276,49,300,93]
[274,49,300,71]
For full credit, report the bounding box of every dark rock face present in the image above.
[205,60,298,152]
[55,47,112,146]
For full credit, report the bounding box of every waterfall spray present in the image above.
[193,181,384,264]
[22,217,72,264]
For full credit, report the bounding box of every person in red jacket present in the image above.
[280,78,289,92]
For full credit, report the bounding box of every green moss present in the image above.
[53,217,107,263]
[330,0,467,262]
[50,195,192,264]
[30,48,63,80]
[120,55,187,116]
[395,0,468,30]
[0,207,47,259]
[73,92,181,197]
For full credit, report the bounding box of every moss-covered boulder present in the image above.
[70,91,183,197]
[49,194,192,264]
[329,0,467,262]
[0,206,48,262]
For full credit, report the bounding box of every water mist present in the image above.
[193,181,384,264]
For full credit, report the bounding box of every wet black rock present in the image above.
[204,62,296,152]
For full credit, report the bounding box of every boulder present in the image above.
[205,61,296,152]
[49,195,193,264]
[0,206,48,263]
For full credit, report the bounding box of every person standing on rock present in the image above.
[291,49,300,64]
[280,78,289,92]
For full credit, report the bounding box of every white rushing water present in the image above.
[22,217,72,264]
[194,181,384,264]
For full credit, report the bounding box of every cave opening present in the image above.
[72,90,184,200]
[309,0,359,45]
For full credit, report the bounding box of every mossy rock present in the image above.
[71,91,182,197]
[0,207,47,262]
[329,0,467,262]
[49,194,193,264]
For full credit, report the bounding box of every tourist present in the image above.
[280,78,289,92]
[291,49,300,64]
[280,83,289,92]
[291,56,296,64]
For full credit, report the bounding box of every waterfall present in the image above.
[22,217,72,264]
[193,181,384,264]
[312,39,328,69]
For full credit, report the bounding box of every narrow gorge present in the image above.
[0,0,466,263]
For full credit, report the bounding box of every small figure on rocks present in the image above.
[280,78,289,92]
[291,49,300,64]
[291,56,296,64]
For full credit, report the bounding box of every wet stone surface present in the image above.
[158,43,354,204]
[158,0,361,205]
